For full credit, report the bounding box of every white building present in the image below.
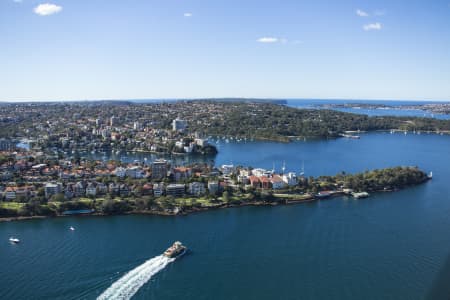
[153,183,164,197]
[133,121,142,131]
[189,182,206,196]
[172,118,187,131]
[282,172,298,186]
[252,168,272,177]
[45,182,62,198]
[237,175,249,184]
[208,181,219,195]
[221,164,235,176]
[110,116,116,126]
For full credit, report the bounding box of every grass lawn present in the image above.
[0,202,25,210]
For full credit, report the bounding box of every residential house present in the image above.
[151,160,168,180]
[153,183,164,197]
[207,181,219,195]
[189,182,206,196]
[172,167,192,182]
[270,175,285,190]
[86,182,97,197]
[4,187,16,201]
[45,182,63,198]
[166,184,185,197]
[249,176,260,188]
[260,176,271,189]
[282,172,298,186]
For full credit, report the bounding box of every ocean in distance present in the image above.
[2,131,450,299]
[126,98,450,120]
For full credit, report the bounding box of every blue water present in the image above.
[286,99,450,120]
[1,132,450,299]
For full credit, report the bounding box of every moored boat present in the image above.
[163,241,187,258]
[9,237,20,244]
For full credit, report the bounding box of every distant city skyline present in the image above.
[1,0,450,101]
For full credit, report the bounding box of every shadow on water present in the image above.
[426,252,450,300]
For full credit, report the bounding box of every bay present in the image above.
[1,132,450,299]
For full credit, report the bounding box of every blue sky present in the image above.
[1,0,450,101]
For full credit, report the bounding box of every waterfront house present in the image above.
[207,181,219,195]
[166,184,185,197]
[4,187,16,201]
[189,182,206,196]
[249,176,260,188]
[270,175,285,190]
[15,186,33,199]
[85,182,97,197]
[45,182,63,198]
[142,183,153,196]
[260,176,271,189]
[74,181,86,197]
[282,172,298,186]
[153,183,164,197]
[237,175,249,184]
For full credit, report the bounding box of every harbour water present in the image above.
[286,99,450,120]
[2,132,450,299]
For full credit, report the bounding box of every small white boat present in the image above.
[9,237,20,244]
[69,226,75,231]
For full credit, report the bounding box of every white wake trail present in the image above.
[97,255,175,300]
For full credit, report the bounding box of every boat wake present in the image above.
[97,255,175,300]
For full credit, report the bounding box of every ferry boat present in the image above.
[163,241,187,258]
[9,237,20,244]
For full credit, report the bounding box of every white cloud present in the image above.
[257,37,279,43]
[356,9,369,17]
[34,3,62,16]
[183,12,192,17]
[363,22,382,31]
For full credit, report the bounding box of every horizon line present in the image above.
[1,97,450,103]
